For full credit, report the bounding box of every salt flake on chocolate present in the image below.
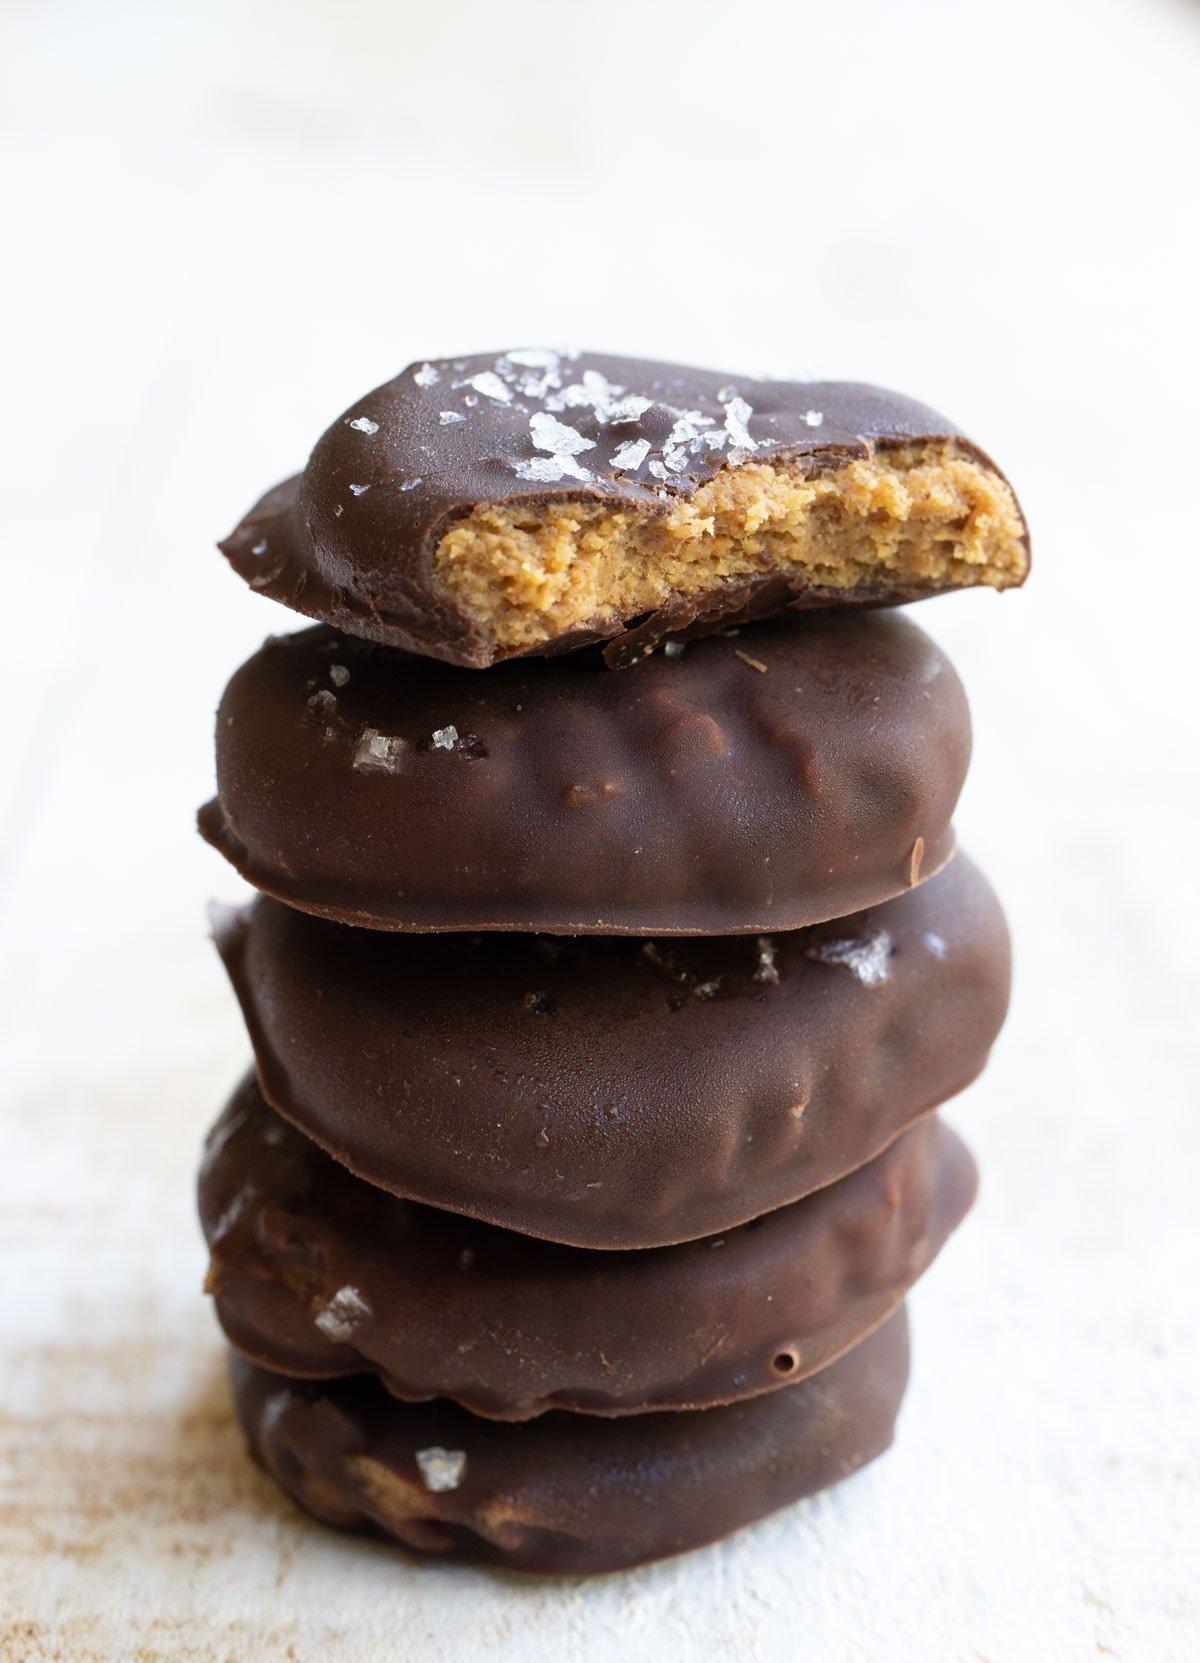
[413,363,440,387]
[314,1285,371,1341]
[805,929,893,987]
[529,412,595,457]
[353,729,406,774]
[466,371,512,403]
[348,482,370,496]
[439,411,466,425]
[415,1446,467,1493]
[753,936,780,985]
[513,455,589,483]
[610,438,651,471]
[347,416,379,434]
[804,410,824,428]
[723,396,758,451]
[605,394,653,424]
[503,348,560,369]
[431,725,459,750]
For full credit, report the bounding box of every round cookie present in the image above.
[214,854,1009,1249]
[201,1074,974,1419]
[199,610,971,936]
[218,350,1028,669]
[230,1307,910,1576]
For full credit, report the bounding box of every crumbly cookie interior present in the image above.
[434,442,1027,651]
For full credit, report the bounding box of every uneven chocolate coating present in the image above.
[230,1307,909,1576]
[219,349,1028,667]
[201,1075,973,1419]
[214,855,1009,1249]
[199,610,970,935]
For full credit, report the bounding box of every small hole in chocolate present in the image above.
[773,1350,799,1374]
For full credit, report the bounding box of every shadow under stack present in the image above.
[198,349,1026,1576]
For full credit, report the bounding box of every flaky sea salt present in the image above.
[415,1447,467,1493]
[314,1286,371,1341]
[753,936,780,985]
[413,362,440,387]
[329,664,349,688]
[663,640,686,658]
[611,438,651,470]
[551,369,651,425]
[503,347,560,369]
[348,415,379,434]
[250,540,268,557]
[804,410,824,428]
[923,931,948,959]
[722,396,757,451]
[513,455,587,483]
[400,477,422,491]
[529,412,595,456]
[431,724,459,749]
[353,728,406,774]
[466,370,511,403]
[348,482,370,496]
[439,410,466,424]
[805,929,893,987]
[605,394,653,424]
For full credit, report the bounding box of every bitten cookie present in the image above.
[213,855,1009,1249]
[231,1307,909,1576]
[200,610,970,935]
[202,1076,973,1419]
[219,350,1028,667]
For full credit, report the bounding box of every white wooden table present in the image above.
[2,1,1198,1657]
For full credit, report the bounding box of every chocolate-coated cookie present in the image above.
[219,350,1028,668]
[214,854,1009,1249]
[230,1306,909,1576]
[201,1074,973,1419]
[199,610,970,935]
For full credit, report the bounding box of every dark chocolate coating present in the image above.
[218,349,1027,667]
[201,1074,973,1420]
[199,611,970,936]
[230,1307,909,1576]
[214,854,1009,1249]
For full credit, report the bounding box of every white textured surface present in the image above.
[1,0,1198,1658]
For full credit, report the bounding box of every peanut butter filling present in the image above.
[434,442,1027,651]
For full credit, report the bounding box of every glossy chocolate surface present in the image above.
[202,1075,973,1419]
[231,1307,909,1576]
[200,610,970,935]
[214,855,1009,1249]
[219,349,1027,667]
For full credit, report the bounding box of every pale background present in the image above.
[1,0,1198,1658]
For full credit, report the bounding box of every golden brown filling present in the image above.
[433,442,1027,651]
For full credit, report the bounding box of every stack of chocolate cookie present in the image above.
[198,351,1026,1575]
